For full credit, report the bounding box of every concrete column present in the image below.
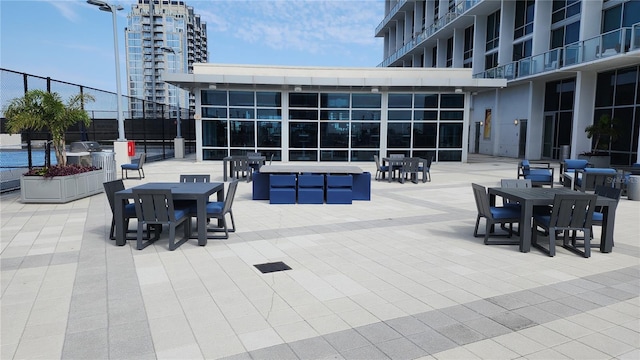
[532,0,552,56]
[113,141,131,171]
[453,27,465,68]
[580,0,603,40]
[473,15,487,72]
[573,72,598,157]
[499,0,516,65]
[527,81,545,158]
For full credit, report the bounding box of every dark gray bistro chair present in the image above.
[532,193,597,257]
[373,155,390,181]
[591,185,622,248]
[103,179,158,241]
[471,183,521,245]
[132,188,192,250]
[179,174,211,183]
[199,180,239,239]
[400,157,421,184]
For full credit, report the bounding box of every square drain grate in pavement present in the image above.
[254,261,291,274]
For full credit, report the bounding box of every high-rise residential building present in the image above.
[125,0,208,118]
[376,0,640,165]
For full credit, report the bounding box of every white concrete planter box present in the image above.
[20,169,104,203]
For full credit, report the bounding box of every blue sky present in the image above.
[1,0,384,93]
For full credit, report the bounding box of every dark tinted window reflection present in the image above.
[320,150,348,161]
[202,107,226,118]
[202,120,227,147]
[414,94,438,108]
[321,93,350,108]
[289,122,318,148]
[414,110,438,120]
[439,123,463,148]
[388,94,412,108]
[413,123,437,147]
[229,121,255,147]
[229,91,254,106]
[201,90,226,106]
[352,110,381,121]
[289,93,318,107]
[289,109,318,120]
[257,109,281,119]
[387,123,411,147]
[440,94,464,108]
[257,121,281,147]
[388,110,412,121]
[351,123,381,148]
[320,122,349,148]
[352,93,381,108]
[256,92,281,107]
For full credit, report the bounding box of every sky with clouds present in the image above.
[1,0,384,94]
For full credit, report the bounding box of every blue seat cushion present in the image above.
[534,215,551,227]
[564,159,589,170]
[592,211,604,222]
[583,168,617,174]
[121,163,139,170]
[205,201,224,215]
[489,206,520,219]
[380,165,389,171]
[525,169,552,181]
[173,208,189,220]
[124,203,137,217]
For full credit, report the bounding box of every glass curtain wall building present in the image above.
[164,65,506,163]
[125,0,207,118]
[376,0,640,165]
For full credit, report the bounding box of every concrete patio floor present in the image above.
[1,154,638,360]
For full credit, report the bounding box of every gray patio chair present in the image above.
[591,185,622,247]
[400,157,420,184]
[132,188,192,250]
[103,179,158,241]
[179,174,211,183]
[121,152,146,179]
[471,183,521,245]
[418,156,433,182]
[203,180,239,239]
[532,193,597,257]
[373,155,389,181]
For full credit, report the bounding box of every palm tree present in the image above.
[584,114,619,154]
[4,90,95,166]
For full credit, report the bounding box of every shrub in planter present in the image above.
[20,165,104,203]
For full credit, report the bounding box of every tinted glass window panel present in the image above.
[203,149,228,160]
[320,122,349,148]
[289,122,318,148]
[614,67,638,106]
[565,21,580,44]
[320,110,350,120]
[440,94,464,108]
[414,94,438,108]
[257,121,281,147]
[603,4,622,32]
[566,2,580,18]
[438,150,462,161]
[201,90,226,106]
[622,1,640,27]
[559,80,576,111]
[352,110,381,121]
[352,93,381,108]
[202,120,227,147]
[256,92,281,107]
[289,109,318,120]
[320,151,348,161]
[350,150,377,161]
[412,123,437,147]
[440,111,464,120]
[320,93,350,108]
[289,150,317,161]
[229,108,255,119]
[229,91,254,106]
[545,81,560,111]
[202,107,227,119]
[611,108,632,152]
[229,121,255,147]
[388,110,412,121]
[257,109,281,120]
[388,93,413,108]
[414,110,438,120]
[351,123,381,148]
[558,112,572,146]
[438,123,463,148]
[289,93,318,107]
[387,123,411,147]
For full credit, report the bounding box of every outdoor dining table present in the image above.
[381,157,404,182]
[114,182,225,247]
[222,155,266,181]
[488,187,618,253]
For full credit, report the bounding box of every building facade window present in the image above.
[200,90,465,162]
[594,65,640,165]
[446,37,454,67]
[514,0,535,39]
[486,10,500,51]
[463,26,474,68]
[552,0,581,24]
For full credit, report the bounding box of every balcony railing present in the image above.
[378,0,480,67]
[473,24,639,80]
[375,0,408,35]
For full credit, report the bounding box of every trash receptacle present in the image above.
[92,151,117,183]
[560,145,570,161]
[628,175,640,201]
